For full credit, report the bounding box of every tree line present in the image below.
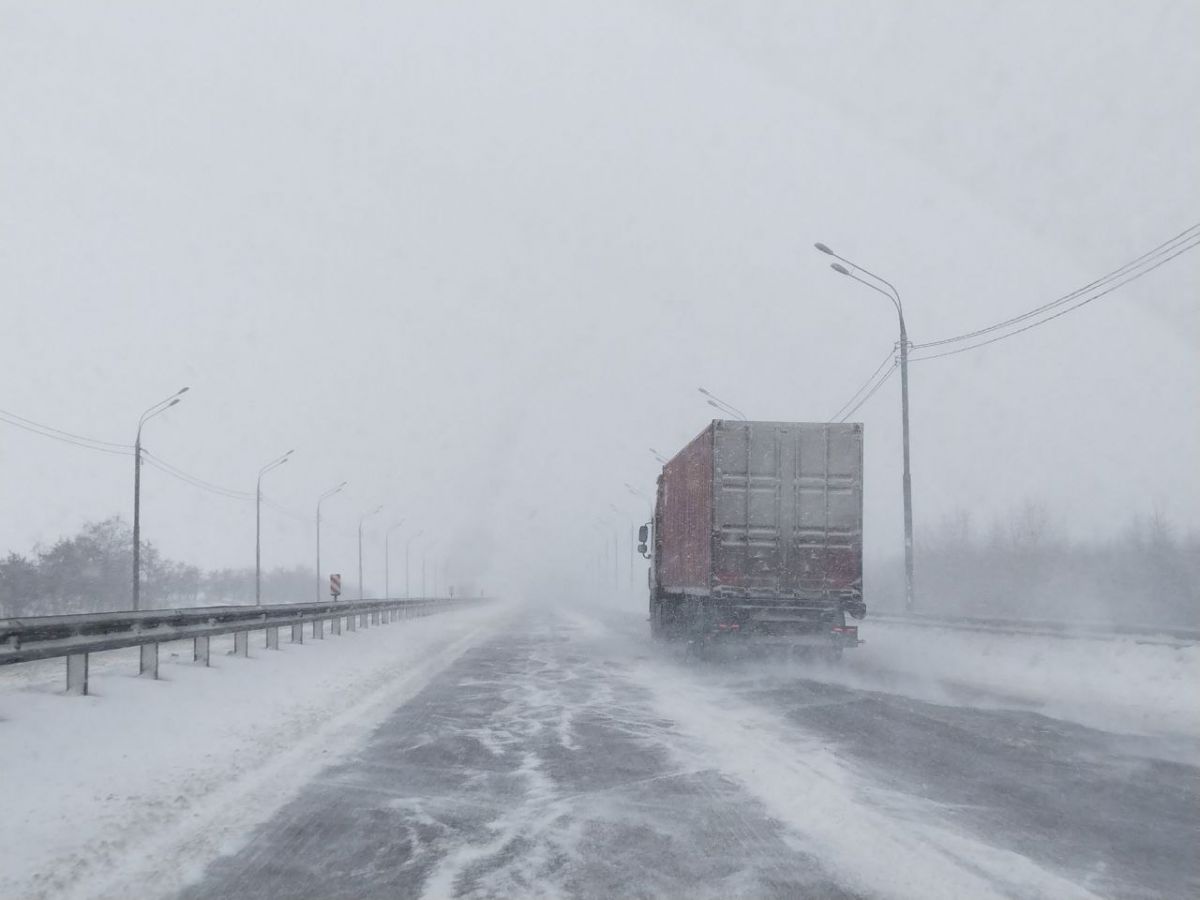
[868,503,1200,627]
[0,517,318,617]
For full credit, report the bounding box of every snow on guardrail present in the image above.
[1,597,484,694]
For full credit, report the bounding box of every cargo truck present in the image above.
[644,420,865,657]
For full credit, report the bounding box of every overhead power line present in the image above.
[911,223,1200,356]
[837,362,897,422]
[911,235,1200,362]
[0,408,133,456]
[829,349,896,421]
[140,450,255,501]
[260,495,311,524]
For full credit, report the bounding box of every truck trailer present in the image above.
[647,420,866,656]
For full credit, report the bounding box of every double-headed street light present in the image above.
[698,387,747,421]
[316,482,347,600]
[358,505,384,599]
[384,519,406,600]
[816,241,914,611]
[255,449,293,606]
[132,386,189,611]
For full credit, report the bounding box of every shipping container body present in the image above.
[651,420,865,646]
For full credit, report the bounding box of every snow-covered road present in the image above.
[185,607,1197,899]
[3,603,1196,899]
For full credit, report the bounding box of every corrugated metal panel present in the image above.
[711,421,862,597]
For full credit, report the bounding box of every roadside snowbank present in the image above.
[829,621,1200,740]
[0,600,514,900]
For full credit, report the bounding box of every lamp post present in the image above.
[405,530,424,598]
[698,387,747,420]
[816,241,915,611]
[384,519,406,599]
[132,387,189,611]
[255,449,294,606]
[358,505,383,599]
[316,482,347,601]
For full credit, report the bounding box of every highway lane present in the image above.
[182,608,1198,899]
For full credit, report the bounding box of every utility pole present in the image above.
[132,387,188,611]
[405,530,423,598]
[385,520,405,600]
[818,242,915,611]
[316,482,347,601]
[358,505,383,600]
[255,450,293,606]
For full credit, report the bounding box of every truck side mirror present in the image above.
[637,543,648,555]
[638,524,649,543]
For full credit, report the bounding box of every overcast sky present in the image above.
[2,1,1197,599]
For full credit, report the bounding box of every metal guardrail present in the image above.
[0,597,477,695]
[869,610,1200,646]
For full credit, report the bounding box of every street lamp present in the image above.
[405,529,424,598]
[255,449,293,606]
[316,482,347,601]
[698,387,747,421]
[649,447,668,464]
[132,387,188,610]
[817,241,915,611]
[358,505,384,599]
[384,519,406,599]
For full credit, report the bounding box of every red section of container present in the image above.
[655,423,714,595]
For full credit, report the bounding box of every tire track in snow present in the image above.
[590,618,1106,900]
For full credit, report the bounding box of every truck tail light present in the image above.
[831,625,858,639]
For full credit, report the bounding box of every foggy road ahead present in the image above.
[183,610,1198,900]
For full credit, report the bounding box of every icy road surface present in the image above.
[177,608,1197,900]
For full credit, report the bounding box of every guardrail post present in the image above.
[266,626,280,650]
[347,613,356,632]
[66,653,88,695]
[139,643,159,679]
[291,622,304,643]
[331,615,342,635]
[371,610,380,626]
[234,631,249,657]
[194,636,210,666]
[313,618,324,639]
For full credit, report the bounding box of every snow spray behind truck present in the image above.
[645,420,866,657]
